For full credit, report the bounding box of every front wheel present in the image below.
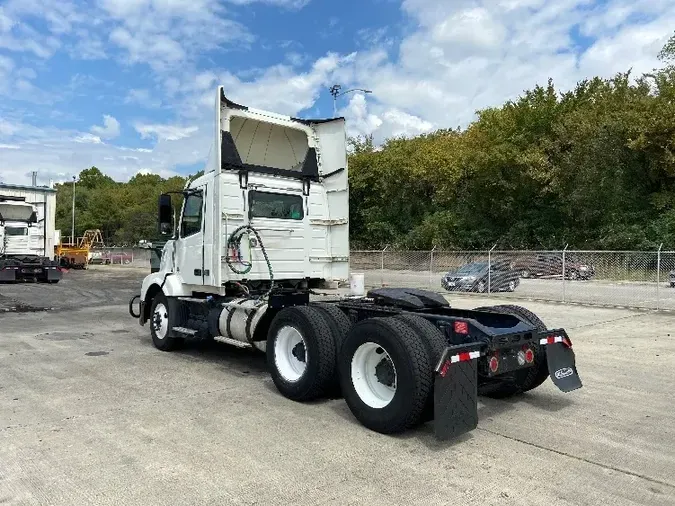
[150,293,182,351]
[338,317,434,435]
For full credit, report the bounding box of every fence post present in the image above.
[429,245,437,287]
[381,245,388,287]
[562,244,568,303]
[657,243,663,311]
[487,244,496,293]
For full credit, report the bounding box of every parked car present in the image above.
[441,260,520,293]
[512,254,595,280]
[669,270,675,287]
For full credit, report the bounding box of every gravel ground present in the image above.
[1,268,674,505]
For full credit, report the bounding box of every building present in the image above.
[0,177,57,260]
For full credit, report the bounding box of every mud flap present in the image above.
[433,343,484,440]
[541,330,583,393]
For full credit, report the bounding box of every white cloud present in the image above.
[223,0,311,7]
[100,0,254,71]
[329,0,675,141]
[90,115,121,140]
[125,89,162,108]
[134,123,199,141]
[74,133,103,144]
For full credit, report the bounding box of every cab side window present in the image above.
[180,191,203,238]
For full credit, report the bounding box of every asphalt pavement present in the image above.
[0,268,673,505]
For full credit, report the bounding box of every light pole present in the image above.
[329,84,372,116]
[71,176,76,245]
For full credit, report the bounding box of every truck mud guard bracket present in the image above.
[433,342,485,440]
[540,330,583,393]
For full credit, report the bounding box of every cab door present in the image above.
[175,186,205,285]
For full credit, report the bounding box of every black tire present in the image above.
[266,305,336,402]
[392,314,447,421]
[338,317,434,434]
[473,304,549,398]
[311,303,353,396]
[476,280,486,293]
[149,293,183,351]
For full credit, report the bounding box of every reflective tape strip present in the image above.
[449,350,481,363]
[540,335,564,345]
[540,335,572,347]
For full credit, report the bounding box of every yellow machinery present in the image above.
[55,229,104,269]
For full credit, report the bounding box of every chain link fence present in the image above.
[352,248,675,311]
[99,245,675,311]
[88,247,152,267]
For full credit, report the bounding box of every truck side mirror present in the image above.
[158,194,173,236]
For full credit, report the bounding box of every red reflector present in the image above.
[524,348,534,363]
[439,360,451,378]
[454,321,469,334]
[489,355,499,373]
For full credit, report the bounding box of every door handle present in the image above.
[194,269,202,276]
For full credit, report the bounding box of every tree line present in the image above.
[56,35,675,250]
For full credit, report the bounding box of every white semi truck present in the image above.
[129,87,583,439]
[0,197,61,283]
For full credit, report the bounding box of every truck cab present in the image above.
[0,199,61,283]
[140,86,349,303]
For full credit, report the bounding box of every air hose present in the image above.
[225,224,275,300]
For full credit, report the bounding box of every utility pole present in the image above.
[71,176,76,245]
[329,84,373,116]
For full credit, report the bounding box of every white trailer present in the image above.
[129,87,583,439]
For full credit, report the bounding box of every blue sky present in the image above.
[0,0,673,185]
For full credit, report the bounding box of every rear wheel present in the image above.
[473,304,549,398]
[267,306,336,402]
[338,317,433,434]
[392,314,447,421]
[312,303,353,396]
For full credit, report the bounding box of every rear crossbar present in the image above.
[432,330,582,440]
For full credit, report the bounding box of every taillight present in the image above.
[524,347,534,363]
[454,321,469,334]
[489,355,499,373]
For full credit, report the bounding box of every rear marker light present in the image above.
[489,355,499,373]
[454,321,469,334]
[524,348,534,363]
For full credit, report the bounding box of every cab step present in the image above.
[213,335,252,348]
[172,326,198,336]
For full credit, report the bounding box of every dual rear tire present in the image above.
[266,306,447,435]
